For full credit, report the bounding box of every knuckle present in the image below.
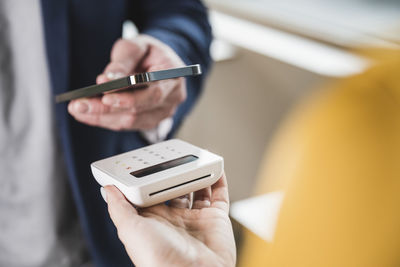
[67,102,75,114]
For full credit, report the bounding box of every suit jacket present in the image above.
[40,0,212,266]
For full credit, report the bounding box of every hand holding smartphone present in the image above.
[55,64,201,103]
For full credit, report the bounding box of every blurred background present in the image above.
[172,0,400,265]
[177,0,400,202]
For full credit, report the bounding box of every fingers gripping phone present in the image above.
[55,64,201,103]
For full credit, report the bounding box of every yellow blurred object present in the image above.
[239,49,400,267]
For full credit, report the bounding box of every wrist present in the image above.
[140,117,173,144]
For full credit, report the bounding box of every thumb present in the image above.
[110,38,148,72]
[104,185,142,239]
[96,38,148,84]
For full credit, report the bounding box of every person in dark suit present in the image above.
[46,1,212,266]
[0,1,211,266]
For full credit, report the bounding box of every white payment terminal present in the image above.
[91,139,223,207]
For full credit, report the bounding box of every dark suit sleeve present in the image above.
[131,0,213,136]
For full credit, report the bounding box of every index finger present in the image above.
[101,78,181,112]
[68,97,119,115]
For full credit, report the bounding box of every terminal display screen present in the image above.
[130,155,198,178]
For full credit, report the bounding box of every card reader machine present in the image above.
[91,139,224,207]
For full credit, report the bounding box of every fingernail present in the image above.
[74,101,88,113]
[100,187,107,203]
[106,72,124,80]
[106,72,115,80]
[103,95,120,107]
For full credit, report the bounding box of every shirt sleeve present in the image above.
[140,117,173,144]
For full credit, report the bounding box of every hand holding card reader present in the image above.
[91,139,223,207]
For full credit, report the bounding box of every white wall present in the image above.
[177,48,325,201]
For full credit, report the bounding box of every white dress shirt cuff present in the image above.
[140,117,174,144]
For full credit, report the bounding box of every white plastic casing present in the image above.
[91,139,223,207]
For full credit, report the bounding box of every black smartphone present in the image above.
[55,64,201,103]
